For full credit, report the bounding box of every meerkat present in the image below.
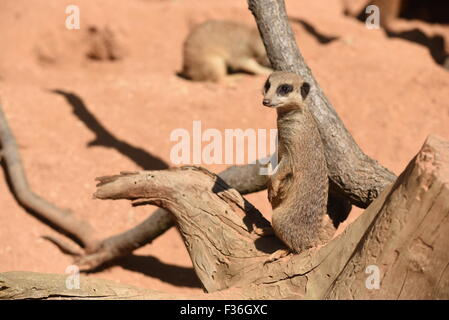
[262,71,328,253]
[181,20,272,82]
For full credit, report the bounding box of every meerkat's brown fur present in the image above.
[181,20,271,82]
[262,71,328,252]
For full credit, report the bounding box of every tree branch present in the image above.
[0,102,98,251]
[0,271,202,300]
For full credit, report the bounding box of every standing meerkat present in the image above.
[262,71,328,253]
[181,20,272,82]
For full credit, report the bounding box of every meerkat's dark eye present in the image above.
[276,84,293,96]
[300,82,310,100]
[264,79,271,92]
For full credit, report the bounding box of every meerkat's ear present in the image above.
[300,82,310,100]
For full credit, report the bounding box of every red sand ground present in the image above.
[0,0,448,296]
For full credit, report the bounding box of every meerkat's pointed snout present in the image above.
[262,99,273,107]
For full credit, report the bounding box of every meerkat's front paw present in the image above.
[263,248,291,265]
[252,225,275,237]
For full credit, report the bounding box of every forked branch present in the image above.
[93,135,449,299]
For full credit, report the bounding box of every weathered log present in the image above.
[93,135,449,299]
[74,162,270,270]
[94,167,286,293]
[2,136,446,299]
[326,135,449,299]
[0,271,194,300]
[92,166,370,298]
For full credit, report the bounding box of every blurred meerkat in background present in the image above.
[181,20,272,82]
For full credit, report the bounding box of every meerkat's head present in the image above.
[262,71,310,110]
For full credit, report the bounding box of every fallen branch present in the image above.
[76,160,351,270]
[0,271,199,300]
[92,135,449,299]
[75,162,274,270]
[74,206,174,269]
[0,102,98,251]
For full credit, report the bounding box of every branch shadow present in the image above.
[117,254,202,288]
[51,89,169,170]
[289,17,339,44]
[352,2,449,68]
[385,28,449,67]
[211,174,287,254]
[84,253,202,288]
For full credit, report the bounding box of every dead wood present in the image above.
[74,161,272,270]
[93,167,285,293]
[92,165,364,297]
[0,271,251,299]
[0,271,194,300]
[76,161,350,270]
[74,206,174,269]
[0,102,98,251]
[92,135,449,299]
[0,104,277,271]
[326,135,449,299]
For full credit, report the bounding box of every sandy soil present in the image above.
[0,0,448,296]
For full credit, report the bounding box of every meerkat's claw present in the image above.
[252,226,275,237]
[263,248,291,265]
